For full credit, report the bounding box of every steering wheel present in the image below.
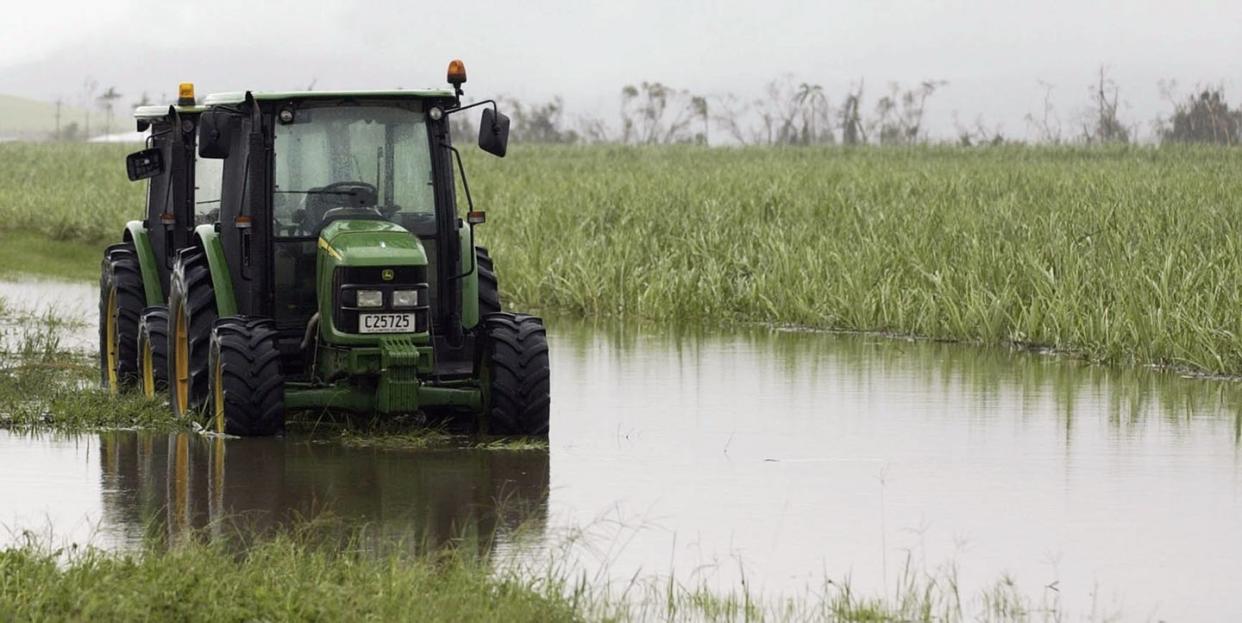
[303,181,379,233]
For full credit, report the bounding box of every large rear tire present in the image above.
[138,306,169,399]
[477,246,501,316]
[480,313,550,436]
[167,247,216,419]
[99,243,145,392]
[208,317,285,437]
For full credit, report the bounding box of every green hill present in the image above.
[0,94,126,139]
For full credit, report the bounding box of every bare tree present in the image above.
[1025,81,1062,143]
[575,114,612,143]
[954,112,1006,147]
[710,94,753,145]
[840,82,866,146]
[1083,67,1128,144]
[873,80,945,145]
[620,82,702,144]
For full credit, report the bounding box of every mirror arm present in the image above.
[443,99,497,117]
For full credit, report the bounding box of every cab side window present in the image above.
[195,157,223,225]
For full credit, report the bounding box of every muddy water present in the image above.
[2,278,1242,618]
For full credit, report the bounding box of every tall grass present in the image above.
[482,145,1242,374]
[0,143,134,241]
[4,143,1242,374]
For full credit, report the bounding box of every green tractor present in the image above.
[100,84,205,398]
[102,62,550,437]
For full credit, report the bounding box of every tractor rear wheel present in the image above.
[167,247,216,419]
[480,312,550,436]
[138,307,169,399]
[477,246,501,316]
[208,317,285,436]
[98,243,144,392]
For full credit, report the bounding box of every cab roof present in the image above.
[133,104,206,119]
[202,89,455,106]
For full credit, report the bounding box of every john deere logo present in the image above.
[381,269,395,281]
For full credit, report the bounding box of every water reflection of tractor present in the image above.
[99,61,550,436]
[97,431,549,552]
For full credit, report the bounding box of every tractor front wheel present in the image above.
[138,307,169,399]
[98,243,144,392]
[208,317,285,437]
[167,248,216,419]
[480,312,550,436]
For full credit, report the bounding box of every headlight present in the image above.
[356,290,383,308]
[393,290,419,308]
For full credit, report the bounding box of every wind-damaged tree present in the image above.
[505,96,580,144]
[1083,67,1129,144]
[620,82,705,144]
[756,77,833,145]
[872,81,945,145]
[1158,86,1241,145]
[1025,81,1063,144]
[839,83,866,146]
[451,96,581,145]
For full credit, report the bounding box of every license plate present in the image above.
[358,313,417,334]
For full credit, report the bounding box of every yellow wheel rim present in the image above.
[213,357,225,434]
[141,337,155,399]
[172,433,190,536]
[174,306,190,414]
[105,288,118,394]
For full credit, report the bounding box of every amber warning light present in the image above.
[178,82,196,106]
[447,59,467,96]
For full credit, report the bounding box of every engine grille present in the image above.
[332,266,430,334]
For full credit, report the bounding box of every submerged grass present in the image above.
[5,143,1242,375]
[0,307,180,432]
[288,412,549,450]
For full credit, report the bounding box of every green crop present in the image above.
[4,143,1242,375]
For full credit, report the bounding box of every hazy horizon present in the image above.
[3,0,1240,142]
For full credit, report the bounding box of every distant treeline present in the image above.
[452,67,1242,147]
[27,69,1242,146]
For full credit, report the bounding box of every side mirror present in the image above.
[198,110,236,159]
[478,108,510,157]
[125,148,164,181]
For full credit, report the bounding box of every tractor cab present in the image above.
[126,85,205,295]
[194,87,482,378]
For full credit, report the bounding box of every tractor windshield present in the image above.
[272,104,435,237]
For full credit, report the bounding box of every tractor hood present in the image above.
[317,219,427,267]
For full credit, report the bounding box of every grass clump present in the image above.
[0,534,576,622]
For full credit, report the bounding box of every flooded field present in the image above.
[3,277,1242,619]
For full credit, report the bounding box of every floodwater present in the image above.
[3,277,1242,619]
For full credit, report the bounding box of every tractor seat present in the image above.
[315,207,389,236]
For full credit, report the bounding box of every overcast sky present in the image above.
[2,0,1240,141]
